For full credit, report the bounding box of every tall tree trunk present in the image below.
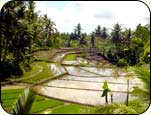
[28,37,31,64]
[3,39,8,62]
[2,29,9,62]
[28,17,31,64]
[0,31,2,63]
[48,30,51,47]
[0,8,4,63]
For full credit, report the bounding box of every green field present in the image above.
[29,95,64,114]
[51,104,94,114]
[14,61,54,84]
[64,54,76,61]
[1,88,95,114]
[1,88,24,113]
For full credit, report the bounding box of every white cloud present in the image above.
[35,1,150,34]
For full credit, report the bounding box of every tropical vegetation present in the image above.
[0,1,150,114]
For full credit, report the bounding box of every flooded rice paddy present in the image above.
[33,51,142,106]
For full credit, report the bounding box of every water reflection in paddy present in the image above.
[65,66,100,77]
[48,63,67,77]
[32,52,142,106]
[33,85,136,106]
[45,79,138,92]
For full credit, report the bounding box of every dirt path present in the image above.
[1,82,34,90]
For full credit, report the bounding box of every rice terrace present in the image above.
[0,1,150,114]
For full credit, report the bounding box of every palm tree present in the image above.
[111,23,123,49]
[79,34,87,46]
[101,27,108,39]
[47,18,57,47]
[2,4,16,62]
[74,23,82,39]
[0,7,5,62]
[120,28,131,49]
[95,25,101,37]
[1,1,26,62]
[42,14,57,47]
[90,32,95,48]
[12,87,35,114]
[23,1,36,64]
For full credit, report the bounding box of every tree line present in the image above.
[0,1,150,78]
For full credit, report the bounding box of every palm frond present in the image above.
[94,103,137,114]
[131,86,150,101]
[132,67,150,91]
[144,39,150,56]
[11,87,35,114]
[128,98,150,114]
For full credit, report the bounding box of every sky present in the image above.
[35,1,150,34]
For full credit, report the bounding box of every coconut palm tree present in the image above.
[111,23,123,50]
[0,7,5,62]
[74,23,82,39]
[26,1,35,63]
[42,14,57,47]
[95,25,101,37]
[90,32,95,48]
[101,27,108,39]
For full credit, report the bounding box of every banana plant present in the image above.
[101,81,111,104]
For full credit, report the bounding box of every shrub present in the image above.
[81,53,87,58]
[117,58,128,67]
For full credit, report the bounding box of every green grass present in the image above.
[51,104,94,114]
[1,88,23,94]
[29,98,64,114]
[1,88,24,113]
[14,61,66,84]
[33,49,57,61]
[2,99,18,107]
[13,62,43,82]
[34,95,45,101]
[64,54,76,61]
[1,88,64,114]
[22,61,53,83]
[3,106,12,114]
[21,63,41,78]
[1,88,95,114]
[1,93,22,100]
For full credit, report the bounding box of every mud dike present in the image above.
[32,50,142,106]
